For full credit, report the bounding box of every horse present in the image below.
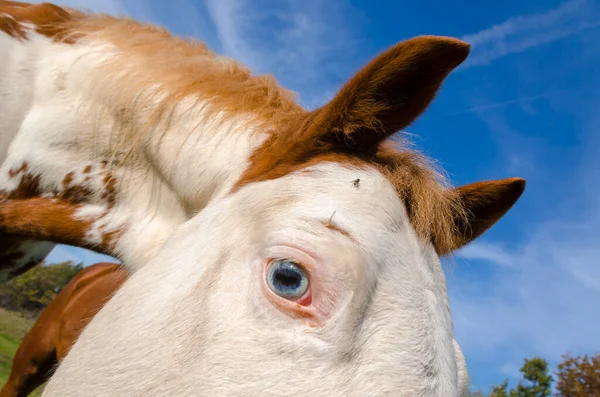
[0,2,526,395]
[0,262,127,397]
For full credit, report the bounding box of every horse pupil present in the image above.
[275,268,300,289]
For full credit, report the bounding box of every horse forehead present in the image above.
[226,162,418,269]
[246,162,406,222]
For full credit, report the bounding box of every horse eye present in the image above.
[266,259,310,300]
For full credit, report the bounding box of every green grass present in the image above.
[0,308,36,340]
[0,308,43,396]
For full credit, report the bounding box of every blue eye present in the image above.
[266,259,310,300]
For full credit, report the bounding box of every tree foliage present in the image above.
[477,353,600,397]
[479,358,553,397]
[514,357,553,397]
[0,261,82,314]
[490,380,510,397]
[554,353,600,397]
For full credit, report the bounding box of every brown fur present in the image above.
[0,2,526,257]
[452,178,526,247]
[232,37,474,254]
[0,197,120,256]
[0,158,121,263]
[0,1,74,42]
[0,263,127,397]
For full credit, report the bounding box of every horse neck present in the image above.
[0,32,269,268]
[69,47,272,214]
[140,103,270,214]
[65,37,271,208]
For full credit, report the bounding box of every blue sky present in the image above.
[40,0,600,392]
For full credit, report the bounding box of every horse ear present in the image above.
[444,178,526,254]
[313,35,470,151]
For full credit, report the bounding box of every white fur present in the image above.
[44,164,467,396]
[0,28,266,269]
[0,27,58,279]
[0,20,468,397]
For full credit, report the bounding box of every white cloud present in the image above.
[449,112,600,380]
[440,90,567,117]
[37,0,361,110]
[204,0,261,71]
[460,0,600,68]
[204,0,362,109]
[457,242,515,268]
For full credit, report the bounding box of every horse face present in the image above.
[0,28,525,395]
[45,162,471,396]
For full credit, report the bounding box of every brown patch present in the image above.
[3,160,117,207]
[100,228,122,251]
[5,173,41,200]
[83,165,93,173]
[101,174,116,207]
[62,183,93,204]
[0,197,117,256]
[234,36,470,188]
[61,171,94,204]
[0,6,523,258]
[4,162,40,199]
[0,1,76,42]
[231,36,524,255]
[62,171,73,187]
[229,37,473,254]
[3,162,41,202]
[0,10,26,39]
[20,6,305,164]
[8,161,28,178]
[1,159,121,264]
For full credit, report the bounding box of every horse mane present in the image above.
[374,144,465,255]
[1,1,466,254]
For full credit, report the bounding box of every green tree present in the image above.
[487,358,553,397]
[491,380,510,397]
[0,261,82,314]
[514,357,553,397]
[555,353,600,397]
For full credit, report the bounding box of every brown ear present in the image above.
[446,178,526,253]
[313,35,470,152]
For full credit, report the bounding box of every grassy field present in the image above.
[0,308,43,396]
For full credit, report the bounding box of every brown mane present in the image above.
[1,1,470,254]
